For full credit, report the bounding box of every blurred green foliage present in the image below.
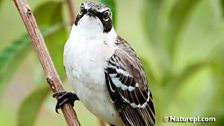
[0,34,31,95]
[17,86,49,126]
[0,0,224,126]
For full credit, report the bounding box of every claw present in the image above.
[53,91,79,113]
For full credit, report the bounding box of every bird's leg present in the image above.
[53,91,79,113]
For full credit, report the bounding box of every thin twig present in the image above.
[13,0,80,126]
[66,0,76,25]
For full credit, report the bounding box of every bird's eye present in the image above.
[102,10,110,21]
[79,3,85,15]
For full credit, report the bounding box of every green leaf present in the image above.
[209,56,224,125]
[143,0,163,44]
[17,86,50,126]
[173,61,212,87]
[166,0,201,58]
[193,49,224,126]
[99,0,117,27]
[0,35,31,94]
[34,1,68,78]
[164,45,224,105]
[143,0,176,75]
[0,1,65,87]
[0,0,3,8]
[0,24,65,98]
[0,1,67,94]
[34,1,63,27]
[221,0,224,17]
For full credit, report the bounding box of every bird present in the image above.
[55,1,155,126]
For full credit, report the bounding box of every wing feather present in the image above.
[104,36,155,126]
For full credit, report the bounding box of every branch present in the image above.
[13,0,80,126]
[99,120,106,126]
[66,0,76,25]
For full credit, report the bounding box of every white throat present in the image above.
[63,14,123,125]
[69,15,117,46]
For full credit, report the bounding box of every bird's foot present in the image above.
[53,91,79,113]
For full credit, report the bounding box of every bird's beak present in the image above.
[87,8,96,17]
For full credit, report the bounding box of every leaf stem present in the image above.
[13,0,80,126]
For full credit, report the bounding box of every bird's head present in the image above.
[74,1,113,33]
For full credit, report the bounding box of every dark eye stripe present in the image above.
[75,8,112,33]
[95,11,112,33]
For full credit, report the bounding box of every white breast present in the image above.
[63,15,124,125]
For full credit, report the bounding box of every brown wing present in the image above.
[104,36,155,126]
